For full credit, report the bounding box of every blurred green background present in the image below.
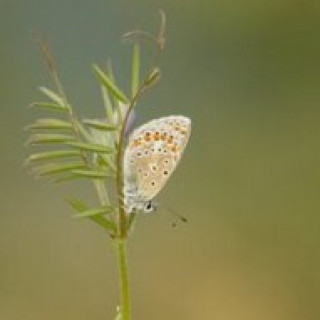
[1,1,320,319]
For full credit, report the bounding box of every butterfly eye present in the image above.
[143,201,155,213]
[151,181,155,186]
[163,170,168,175]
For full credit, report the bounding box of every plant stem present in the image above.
[114,16,166,317]
[117,239,130,320]
[116,84,145,239]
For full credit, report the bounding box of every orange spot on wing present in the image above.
[154,132,160,141]
[144,132,151,141]
[171,144,179,152]
[133,140,141,147]
[167,135,174,143]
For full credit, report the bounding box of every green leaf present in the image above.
[73,205,114,218]
[67,198,116,232]
[29,102,68,112]
[82,119,117,131]
[67,198,88,213]
[25,150,81,163]
[107,59,116,83]
[144,67,161,87]
[66,141,114,153]
[105,61,125,126]
[27,134,75,145]
[93,64,129,103]
[131,43,140,98]
[26,118,72,130]
[115,101,124,126]
[97,153,115,167]
[73,119,92,142]
[101,86,114,123]
[90,215,116,232]
[51,173,85,185]
[32,162,86,176]
[70,169,112,179]
[39,87,65,106]
[114,307,123,320]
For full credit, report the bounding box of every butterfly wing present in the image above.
[124,115,191,202]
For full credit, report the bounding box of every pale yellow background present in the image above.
[1,1,320,319]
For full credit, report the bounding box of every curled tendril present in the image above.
[122,9,166,53]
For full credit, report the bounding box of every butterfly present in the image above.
[123,115,191,214]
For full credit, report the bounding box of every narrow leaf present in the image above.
[26,118,72,130]
[73,119,92,142]
[101,86,114,123]
[107,59,115,82]
[51,173,85,185]
[131,43,140,98]
[96,154,116,171]
[70,169,111,179]
[73,205,114,218]
[66,141,114,153]
[82,119,117,131]
[25,150,81,163]
[29,102,68,112]
[106,61,124,126]
[67,198,88,213]
[144,67,161,87]
[90,215,117,232]
[114,307,123,320]
[67,198,116,232]
[39,87,65,106]
[93,64,129,103]
[27,134,75,145]
[32,162,85,176]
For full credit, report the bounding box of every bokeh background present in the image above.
[1,1,320,319]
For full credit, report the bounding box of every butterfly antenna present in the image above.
[162,205,188,228]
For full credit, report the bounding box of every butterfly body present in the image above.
[123,115,191,214]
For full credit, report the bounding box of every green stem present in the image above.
[117,240,130,320]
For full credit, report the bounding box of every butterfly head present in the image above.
[143,200,158,213]
[124,190,157,214]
